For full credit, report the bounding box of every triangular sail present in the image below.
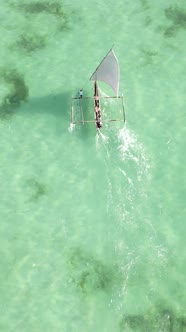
[90,48,120,96]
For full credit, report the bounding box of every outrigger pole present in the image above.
[71,96,125,125]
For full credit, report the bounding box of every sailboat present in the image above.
[71,47,125,131]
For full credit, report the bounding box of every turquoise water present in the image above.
[0,0,186,331]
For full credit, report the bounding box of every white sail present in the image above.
[90,48,120,96]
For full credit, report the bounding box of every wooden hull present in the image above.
[94,81,102,130]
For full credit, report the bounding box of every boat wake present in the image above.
[96,130,110,157]
[117,126,150,183]
[96,124,163,312]
[98,130,108,142]
[106,126,150,219]
[101,126,167,314]
[95,124,150,214]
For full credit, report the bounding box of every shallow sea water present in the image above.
[0,0,185,331]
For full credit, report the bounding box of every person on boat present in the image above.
[95,107,102,129]
[96,120,102,129]
[79,89,83,98]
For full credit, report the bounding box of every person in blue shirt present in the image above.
[79,89,83,98]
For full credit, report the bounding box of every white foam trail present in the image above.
[95,131,110,158]
[103,125,168,313]
[68,123,75,133]
[118,126,150,182]
[166,139,172,145]
[118,167,127,178]
[121,259,135,293]
[96,132,99,150]
[99,131,109,143]
[103,126,151,248]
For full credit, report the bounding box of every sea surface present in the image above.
[0,0,185,331]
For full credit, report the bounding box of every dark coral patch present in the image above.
[18,1,69,33]
[163,6,186,38]
[164,6,186,28]
[3,70,29,104]
[25,179,48,202]
[22,2,64,16]
[68,247,117,294]
[144,16,152,26]
[163,25,177,38]
[0,69,29,120]
[17,34,47,53]
[120,306,186,331]
[138,48,158,67]
[140,0,150,11]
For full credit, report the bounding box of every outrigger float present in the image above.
[71,47,125,131]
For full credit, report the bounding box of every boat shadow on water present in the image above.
[23,92,71,122]
[0,85,97,140]
[28,92,98,140]
[70,92,97,139]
